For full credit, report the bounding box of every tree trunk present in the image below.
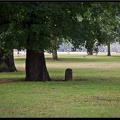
[52,49,58,60]
[25,49,51,81]
[0,49,17,72]
[87,48,93,55]
[107,43,111,56]
[51,38,58,60]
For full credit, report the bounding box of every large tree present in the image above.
[0,2,84,81]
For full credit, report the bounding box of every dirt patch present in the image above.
[0,79,25,84]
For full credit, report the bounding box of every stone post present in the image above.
[65,68,72,81]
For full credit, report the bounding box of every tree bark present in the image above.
[52,49,58,60]
[25,49,51,81]
[85,42,93,55]
[0,49,17,72]
[51,38,58,60]
[107,43,111,56]
[87,48,93,55]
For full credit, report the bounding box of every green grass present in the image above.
[0,52,120,118]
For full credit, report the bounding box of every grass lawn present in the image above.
[0,52,120,118]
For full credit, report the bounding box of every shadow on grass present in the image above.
[0,77,119,84]
[0,78,25,84]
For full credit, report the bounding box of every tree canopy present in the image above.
[0,2,85,52]
[0,2,119,52]
[71,2,120,54]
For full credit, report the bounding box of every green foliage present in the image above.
[71,2,120,53]
[0,2,84,52]
[0,2,120,53]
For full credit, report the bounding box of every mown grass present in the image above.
[0,52,120,118]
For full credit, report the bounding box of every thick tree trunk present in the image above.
[25,49,51,81]
[107,43,111,56]
[0,49,17,72]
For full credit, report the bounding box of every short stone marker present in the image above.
[65,68,72,81]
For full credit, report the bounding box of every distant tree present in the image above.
[96,2,120,56]
[71,2,120,56]
[50,36,63,60]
